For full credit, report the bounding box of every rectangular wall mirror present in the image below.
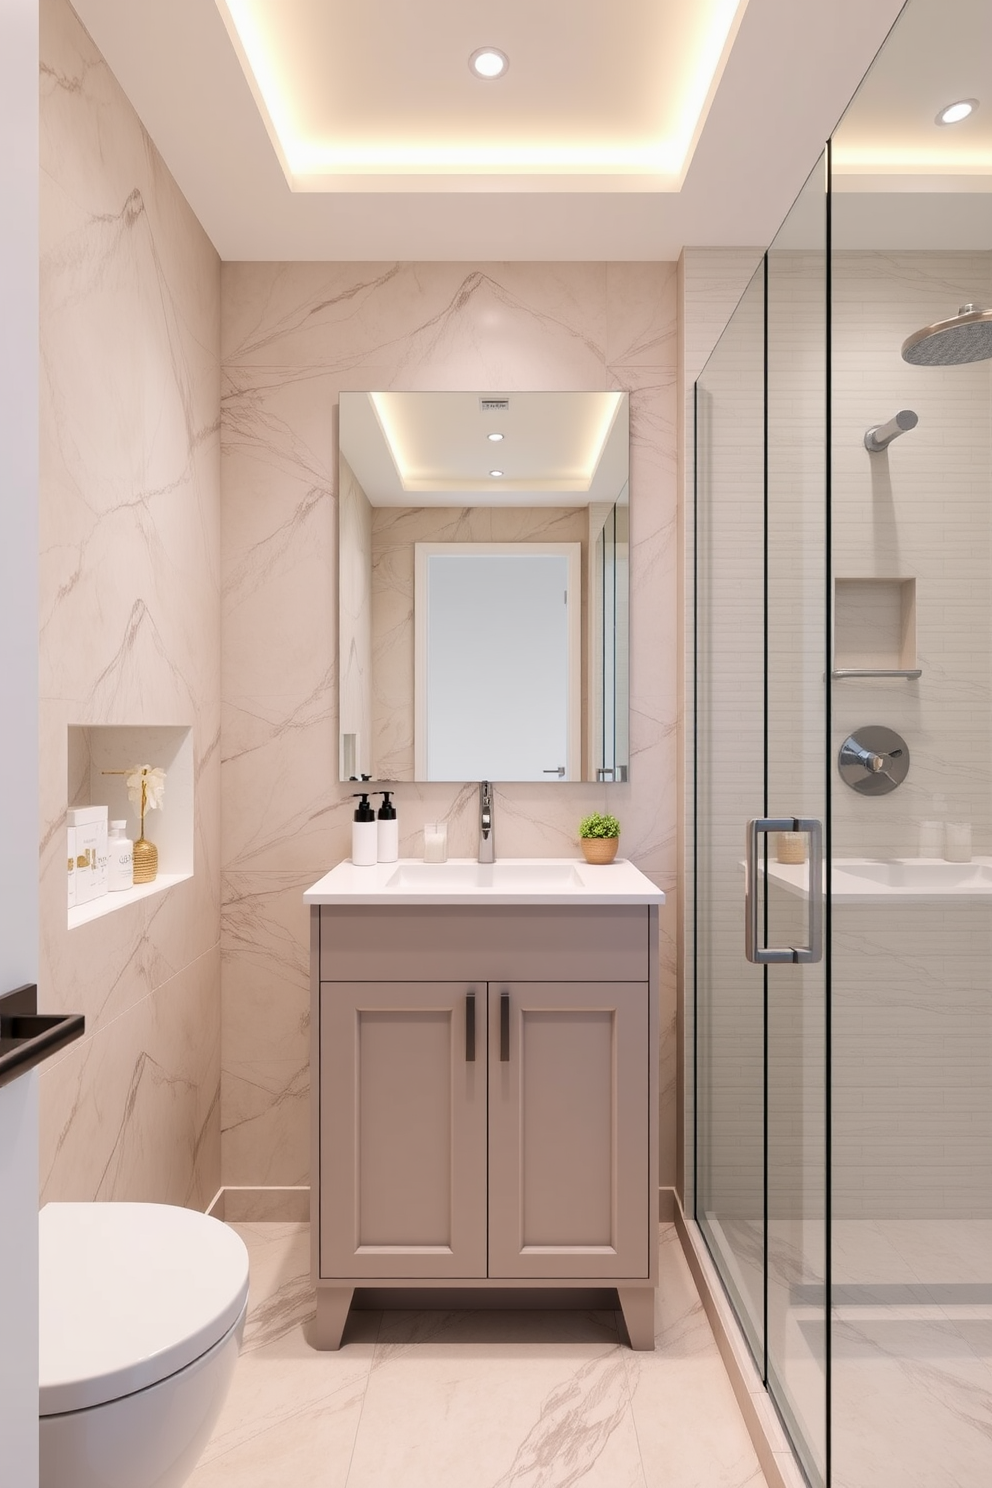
[338,390,629,783]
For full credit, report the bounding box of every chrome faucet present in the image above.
[478,781,495,863]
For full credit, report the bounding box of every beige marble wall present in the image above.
[220,261,679,1189]
[38,0,222,1209]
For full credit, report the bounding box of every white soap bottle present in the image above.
[376,791,399,864]
[107,819,134,891]
[351,793,378,866]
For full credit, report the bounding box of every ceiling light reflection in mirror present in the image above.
[831,0,992,180]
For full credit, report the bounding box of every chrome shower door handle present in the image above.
[745,817,823,965]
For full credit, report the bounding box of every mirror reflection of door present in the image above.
[337,390,630,783]
[415,545,581,781]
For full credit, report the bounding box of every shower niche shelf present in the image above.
[66,725,194,928]
[832,577,920,679]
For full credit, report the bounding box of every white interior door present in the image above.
[0,4,41,1485]
[415,544,581,781]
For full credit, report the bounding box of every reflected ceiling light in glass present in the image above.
[469,47,509,80]
[935,99,978,125]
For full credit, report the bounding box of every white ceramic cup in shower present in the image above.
[944,822,972,863]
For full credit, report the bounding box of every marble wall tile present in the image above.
[220,262,680,1189]
[39,0,221,1204]
[38,948,221,1211]
[222,263,609,385]
[221,874,311,1188]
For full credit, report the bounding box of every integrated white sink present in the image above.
[386,861,584,891]
[305,857,664,906]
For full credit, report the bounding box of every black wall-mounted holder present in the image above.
[0,985,84,1092]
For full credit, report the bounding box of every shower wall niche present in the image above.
[832,576,917,676]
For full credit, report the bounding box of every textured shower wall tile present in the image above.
[39,0,221,1203]
[221,260,679,1186]
[830,250,992,1218]
[39,947,221,1210]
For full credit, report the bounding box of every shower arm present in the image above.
[864,410,918,453]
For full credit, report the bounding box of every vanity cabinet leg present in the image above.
[617,1286,656,1351]
[313,1286,354,1350]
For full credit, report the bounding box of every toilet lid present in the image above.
[40,1203,250,1415]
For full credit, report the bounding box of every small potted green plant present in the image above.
[578,812,621,865]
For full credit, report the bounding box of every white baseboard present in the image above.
[207,1186,310,1223]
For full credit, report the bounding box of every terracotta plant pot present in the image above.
[580,836,619,865]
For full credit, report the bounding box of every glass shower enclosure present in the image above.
[690,1,992,1484]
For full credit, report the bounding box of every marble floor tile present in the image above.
[624,1229,767,1488]
[186,1223,377,1488]
[187,1221,767,1488]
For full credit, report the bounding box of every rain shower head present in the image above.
[901,304,992,366]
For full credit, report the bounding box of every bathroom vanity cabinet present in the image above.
[308,897,660,1349]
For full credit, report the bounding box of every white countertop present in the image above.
[305,857,665,907]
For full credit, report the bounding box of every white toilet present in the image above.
[39,1202,250,1488]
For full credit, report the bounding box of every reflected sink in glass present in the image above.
[837,859,992,890]
[760,855,992,904]
[386,861,585,892]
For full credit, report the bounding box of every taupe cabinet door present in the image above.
[319,982,487,1279]
[488,983,650,1279]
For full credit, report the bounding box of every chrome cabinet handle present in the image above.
[745,818,823,965]
[500,992,510,1061]
[465,991,476,1062]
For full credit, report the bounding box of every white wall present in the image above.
[0,1,40,1481]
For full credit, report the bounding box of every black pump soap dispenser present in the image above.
[376,791,399,864]
[351,793,377,867]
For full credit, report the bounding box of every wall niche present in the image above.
[66,725,193,927]
[833,577,919,678]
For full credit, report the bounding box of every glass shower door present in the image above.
[694,157,830,1487]
[764,160,829,1488]
[695,258,768,1372]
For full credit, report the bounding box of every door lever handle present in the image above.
[543,766,566,777]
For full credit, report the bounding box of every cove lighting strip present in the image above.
[214,0,749,187]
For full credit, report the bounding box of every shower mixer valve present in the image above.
[838,726,910,796]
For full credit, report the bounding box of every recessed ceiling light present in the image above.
[936,98,978,126]
[469,48,509,81]
[487,432,504,442]
[489,469,504,478]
